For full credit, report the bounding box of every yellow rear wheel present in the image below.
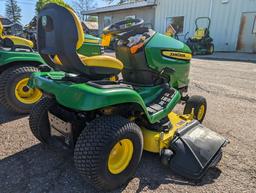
[108,139,134,174]
[74,116,143,191]
[15,78,42,104]
[0,65,42,113]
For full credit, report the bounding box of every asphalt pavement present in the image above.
[1,58,256,193]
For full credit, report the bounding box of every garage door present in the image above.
[237,12,256,53]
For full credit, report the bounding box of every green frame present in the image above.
[29,71,181,124]
[0,50,44,66]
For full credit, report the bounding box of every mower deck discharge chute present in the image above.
[167,120,226,179]
[28,3,227,191]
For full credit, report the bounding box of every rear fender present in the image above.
[0,50,44,73]
[29,72,181,124]
[0,50,44,66]
[29,72,146,110]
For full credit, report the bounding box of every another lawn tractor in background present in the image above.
[0,20,103,114]
[28,4,227,191]
[186,17,214,55]
[79,34,104,56]
[0,20,34,49]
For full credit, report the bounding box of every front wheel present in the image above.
[29,97,55,143]
[183,95,207,123]
[74,116,143,191]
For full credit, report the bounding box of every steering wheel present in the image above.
[103,18,144,35]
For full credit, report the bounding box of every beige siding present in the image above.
[155,0,256,51]
[210,0,256,51]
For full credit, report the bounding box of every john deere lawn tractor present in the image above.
[0,20,103,114]
[28,4,227,191]
[0,20,34,48]
[186,17,214,55]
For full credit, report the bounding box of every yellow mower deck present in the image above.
[142,112,193,153]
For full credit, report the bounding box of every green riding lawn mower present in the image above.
[0,19,103,114]
[186,17,214,55]
[28,4,227,191]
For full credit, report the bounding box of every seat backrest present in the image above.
[0,21,4,38]
[37,3,88,75]
[193,28,206,40]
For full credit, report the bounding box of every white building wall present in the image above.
[155,0,256,52]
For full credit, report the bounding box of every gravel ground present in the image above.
[0,58,256,193]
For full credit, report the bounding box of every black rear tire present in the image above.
[0,65,42,114]
[74,116,143,191]
[29,97,55,143]
[207,43,214,55]
[183,95,207,123]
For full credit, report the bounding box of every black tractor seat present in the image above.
[37,3,124,80]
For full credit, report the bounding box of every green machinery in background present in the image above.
[186,17,215,55]
[0,24,103,114]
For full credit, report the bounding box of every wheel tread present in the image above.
[29,97,54,143]
[74,116,143,191]
[0,65,39,113]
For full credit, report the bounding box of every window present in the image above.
[104,16,112,27]
[253,16,256,34]
[166,16,185,34]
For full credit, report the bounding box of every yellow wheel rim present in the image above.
[15,78,43,104]
[108,139,134,174]
[197,105,205,121]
